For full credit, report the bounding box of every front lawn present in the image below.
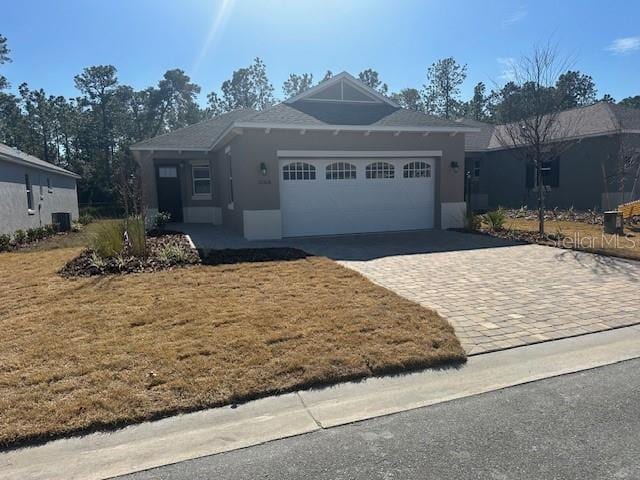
[0,245,464,448]
[506,218,640,261]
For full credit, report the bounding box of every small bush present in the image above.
[44,224,57,236]
[483,209,507,231]
[154,211,172,231]
[90,220,125,258]
[0,234,11,252]
[13,230,26,245]
[78,214,93,225]
[26,228,40,242]
[158,243,189,263]
[126,216,146,257]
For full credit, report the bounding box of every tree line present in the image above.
[0,33,638,210]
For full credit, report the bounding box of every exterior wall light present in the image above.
[450,161,460,173]
[260,162,268,176]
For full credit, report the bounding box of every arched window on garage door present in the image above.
[326,162,357,180]
[365,162,394,179]
[403,161,431,178]
[282,162,316,180]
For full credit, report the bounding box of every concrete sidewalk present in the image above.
[2,325,640,480]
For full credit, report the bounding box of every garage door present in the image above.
[279,157,435,237]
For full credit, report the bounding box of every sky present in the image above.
[1,0,639,105]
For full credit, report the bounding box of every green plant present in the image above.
[154,211,172,231]
[158,243,189,263]
[13,230,26,245]
[43,224,57,236]
[88,251,107,269]
[90,220,125,258]
[78,214,93,225]
[483,209,507,231]
[0,234,11,252]
[26,228,40,242]
[125,216,146,257]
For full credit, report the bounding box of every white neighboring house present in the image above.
[0,142,80,236]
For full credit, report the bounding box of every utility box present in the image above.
[603,211,624,235]
[52,212,71,232]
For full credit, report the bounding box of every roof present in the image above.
[131,72,477,153]
[455,119,496,151]
[463,102,640,152]
[130,108,257,151]
[0,143,80,178]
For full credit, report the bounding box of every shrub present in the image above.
[154,211,172,231]
[78,214,93,225]
[0,234,11,252]
[13,229,26,245]
[90,220,125,258]
[158,243,189,263]
[483,209,507,231]
[26,228,40,242]
[43,224,57,236]
[126,216,146,257]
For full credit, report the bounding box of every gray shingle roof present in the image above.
[0,143,80,178]
[131,100,472,151]
[464,102,640,152]
[455,119,496,151]
[242,101,463,128]
[130,108,258,150]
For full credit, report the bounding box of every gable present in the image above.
[285,72,398,107]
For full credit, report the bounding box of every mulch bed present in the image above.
[199,247,311,266]
[59,234,200,277]
[504,208,605,225]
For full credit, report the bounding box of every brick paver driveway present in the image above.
[291,231,640,355]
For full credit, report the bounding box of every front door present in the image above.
[156,165,183,222]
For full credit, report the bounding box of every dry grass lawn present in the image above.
[0,246,464,448]
[508,218,640,261]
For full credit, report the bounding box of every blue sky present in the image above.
[2,0,639,104]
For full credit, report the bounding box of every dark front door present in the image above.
[156,165,183,222]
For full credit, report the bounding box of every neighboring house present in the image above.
[463,103,640,212]
[131,72,477,240]
[0,143,80,235]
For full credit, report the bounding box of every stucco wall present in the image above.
[0,159,79,235]
[136,129,467,235]
[473,135,637,211]
[228,129,466,231]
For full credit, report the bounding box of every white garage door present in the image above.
[279,157,435,237]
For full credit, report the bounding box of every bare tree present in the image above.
[494,44,579,235]
[612,135,640,205]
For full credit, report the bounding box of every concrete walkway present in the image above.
[2,325,640,480]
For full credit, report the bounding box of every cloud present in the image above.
[502,9,527,27]
[606,36,640,55]
[497,57,516,82]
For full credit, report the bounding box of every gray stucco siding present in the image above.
[0,159,79,235]
[473,135,637,211]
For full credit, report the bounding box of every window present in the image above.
[366,162,394,179]
[47,177,52,193]
[526,158,559,189]
[25,174,34,211]
[158,166,178,178]
[403,161,431,178]
[473,160,481,178]
[192,164,212,195]
[282,162,316,180]
[326,162,356,180]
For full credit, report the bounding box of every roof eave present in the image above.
[0,152,80,179]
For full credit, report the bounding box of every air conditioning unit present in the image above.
[52,212,71,232]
